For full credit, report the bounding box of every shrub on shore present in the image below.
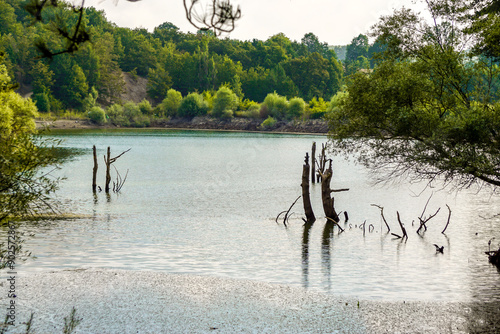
[178,93,209,118]
[87,106,106,125]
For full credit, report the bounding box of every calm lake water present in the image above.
[7,129,500,302]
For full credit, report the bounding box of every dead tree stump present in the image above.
[104,147,131,193]
[311,142,316,184]
[105,147,111,193]
[320,160,340,223]
[301,153,316,224]
[92,145,98,193]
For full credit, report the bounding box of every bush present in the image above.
[131,114,150,127]
[123,102,141,119]
[260,116,277,129]
[245,104,261,119]
[326,91,348,115]
[306,97,329,119]
[138,99,153,115]
[178,93,209,118]
[32,92,51,113]
[239,98,258,111]
[212,86,238,118]
[261,92,288,119]
[87,106,106,125]
[288,97,306,119]
[156,89,182,117]
[202,90,214,110]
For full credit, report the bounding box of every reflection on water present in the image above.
[1,129,499,302]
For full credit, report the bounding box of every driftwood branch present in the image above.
[104,147,131,193]
[326,216,344,233]
[371,204,390,232]
[442,204,452,234]
[417,207,441,234]
[395,211,407,240]
[330,188,350,193]
[112,165,129,193]
[276,196,301,227]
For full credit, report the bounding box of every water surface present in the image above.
[5,129,500,302]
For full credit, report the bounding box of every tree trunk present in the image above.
[105,146,111,193]
[311,142,316,184]
[321,160,340,223]
[92,145,98,193]
[301,153,316,224]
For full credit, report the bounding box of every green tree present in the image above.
[147,66,173,102]
[30,61,54,95]
[288,97,306,119]
[87,106,106,124]
[261,92,288,119]
[284,53,338,100]
[178,92,209,118]
[91,32,125,104]
[301,32,336,59]
[328,1,500,188]
[344,34,370,76]
[0,63,59,223]
[345,34,369,62]
[212,86,239,118]
[157,89,183,117]
[50,55,89,109]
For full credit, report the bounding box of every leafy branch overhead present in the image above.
[25,0,242,58]
[184,0,241,35]
[328,0,500,190]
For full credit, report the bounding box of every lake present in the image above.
[7,129,500,302]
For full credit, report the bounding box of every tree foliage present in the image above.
[0,63,59,221]
[328,0,500,189]
[212,86,239,118]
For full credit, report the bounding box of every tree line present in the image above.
[0,0,381,125]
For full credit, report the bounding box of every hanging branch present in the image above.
[26,0,91,58]
[184,0,241,35]
[371,204,390,232]
[441,204,452,234]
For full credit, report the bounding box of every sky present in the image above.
[83,0,422,45]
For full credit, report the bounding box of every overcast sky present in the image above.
[83,0,421,45]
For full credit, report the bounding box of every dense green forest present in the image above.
[0,0,382,126]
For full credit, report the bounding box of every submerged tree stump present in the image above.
[104,147,131,193]
[301,153,316,224]
[311,142,316,184]
[320,160,340,223]
[105,147,112,193]
[92,145,98,193]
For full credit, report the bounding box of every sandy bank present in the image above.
[0,269,481,333]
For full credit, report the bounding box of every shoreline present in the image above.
[35,117,330,135]
[1,268,486,333]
